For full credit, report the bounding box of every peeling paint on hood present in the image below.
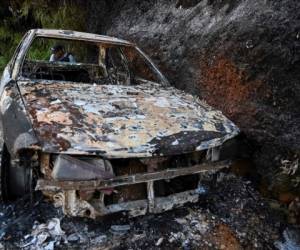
[18,80,239,158]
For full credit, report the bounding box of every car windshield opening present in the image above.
[21,37,165,85]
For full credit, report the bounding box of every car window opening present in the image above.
[21,37,163,85]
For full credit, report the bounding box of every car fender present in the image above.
[0,81,39,157]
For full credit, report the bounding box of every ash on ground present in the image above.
[0,173,296,250]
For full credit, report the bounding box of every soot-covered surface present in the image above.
[0,174,293,250]
[87,0,300,196]
[18,80,238,157]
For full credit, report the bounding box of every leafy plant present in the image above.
[0,0,87,73]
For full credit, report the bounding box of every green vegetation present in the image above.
[0,0,87,73]
[27,37,99,64]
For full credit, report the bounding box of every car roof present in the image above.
[33,29,133,46]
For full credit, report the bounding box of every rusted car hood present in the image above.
[18,80,239,158]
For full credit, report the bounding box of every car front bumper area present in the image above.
[36,154,230,219]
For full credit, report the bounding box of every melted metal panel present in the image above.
[18,80,239,158]
[0,83,39,156]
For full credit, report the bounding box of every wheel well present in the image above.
[1,143,11,200]
[1,144,36,200]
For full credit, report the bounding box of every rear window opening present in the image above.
[21,37,164,85]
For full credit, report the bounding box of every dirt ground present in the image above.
[0,171,298,250]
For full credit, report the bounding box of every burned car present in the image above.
[0,29,239,218]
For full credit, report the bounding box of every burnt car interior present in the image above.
[21,37,160,85]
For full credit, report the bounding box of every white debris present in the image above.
[171,139,179,146]
[168,232,185,243]
[67,233,80,242]
[78,234,89,244]
[50,99,62,105]
[155,237,164,246]
[193,220,209,235]
[36,232,49,245]
[20,235,36,248]
[21,218,65,250]
[195,185,207,194]
[91,235,107,245]
[275,228,300,250]
[280,159,299,176]
[43,241,55,250]
[131,232,146,242]
[175,218,187,225]
[110,225,131,235]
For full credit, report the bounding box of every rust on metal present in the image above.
[0,29,240,218]
[18,80,238,158]
[37,160,229,218]
[40,153,51,178]
[36,160,230,191]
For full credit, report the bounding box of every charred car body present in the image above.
[0,29,239,218]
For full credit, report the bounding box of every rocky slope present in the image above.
[86,0,300,197]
